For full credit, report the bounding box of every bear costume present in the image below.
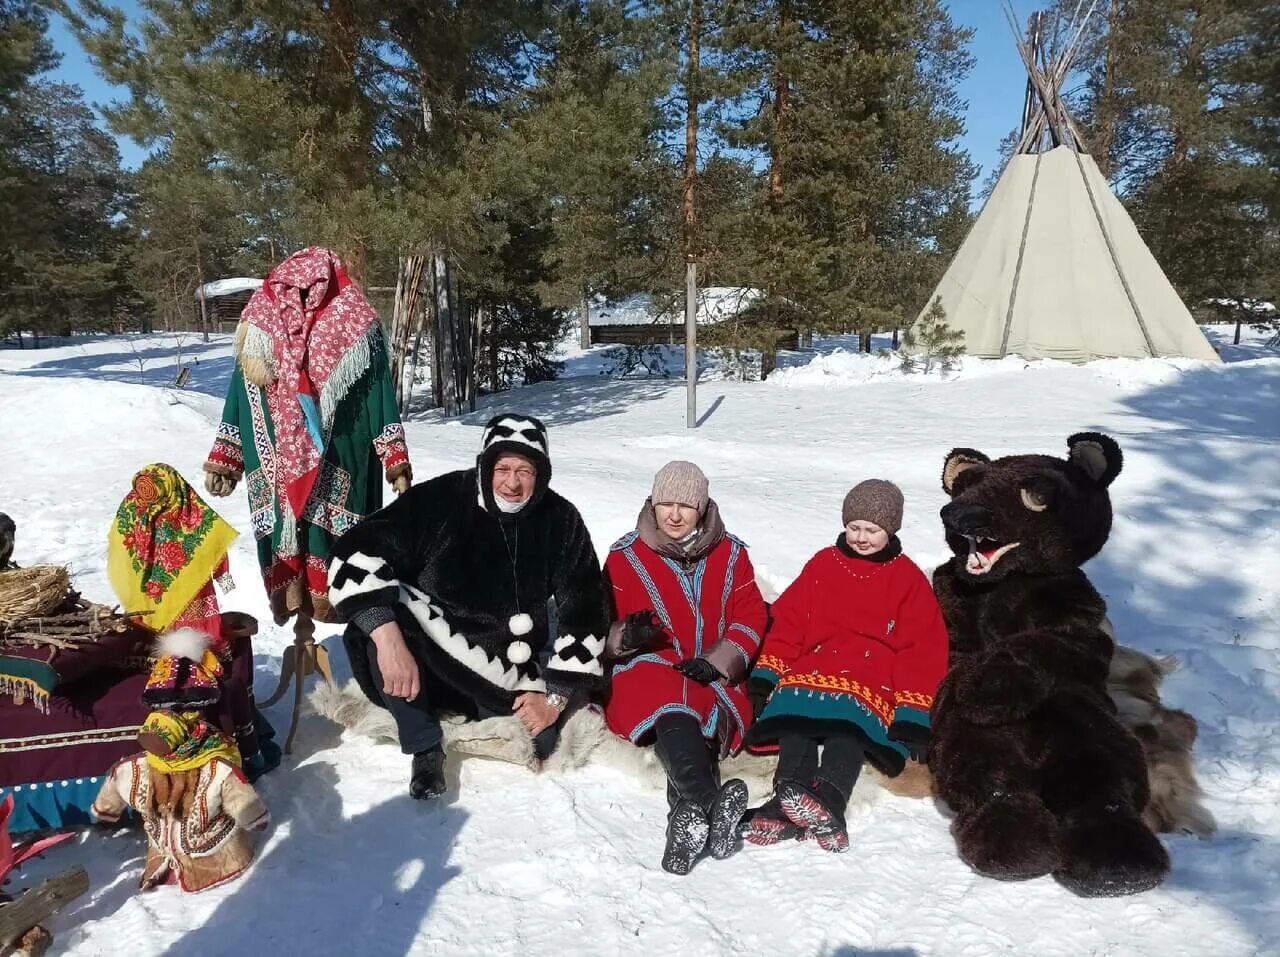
[927,432,1171,897]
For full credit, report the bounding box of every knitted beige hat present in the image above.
[842,479,904,534]
[652,460,710,513]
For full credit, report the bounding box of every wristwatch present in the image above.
[546,692,568,712]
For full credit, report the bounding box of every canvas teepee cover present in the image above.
[919,7,1219,363]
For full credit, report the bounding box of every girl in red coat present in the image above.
[744,479,948,852]
[604,461,768,875]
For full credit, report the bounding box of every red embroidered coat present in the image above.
[604,525,767,754]
[747,542,949,776]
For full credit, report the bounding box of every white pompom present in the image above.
[508,613,533,636]
[507,641,532,664]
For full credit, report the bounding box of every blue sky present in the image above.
[47,0,1026,191]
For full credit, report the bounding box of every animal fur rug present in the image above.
[308,639,1213,837]
[306,682,923,808]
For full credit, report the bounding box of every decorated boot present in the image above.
[778,778,850,853]
[740,797,802,846]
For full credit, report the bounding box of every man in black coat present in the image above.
[327,414,609,799]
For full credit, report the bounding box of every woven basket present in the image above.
[0,565,72,622]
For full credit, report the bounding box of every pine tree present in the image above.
[901,296,964,373]
[515,0,678,346]
[1059,0,1276,313]
[0,3,134,341]
[717,0,976,359]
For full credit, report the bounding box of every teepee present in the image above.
[917,4,1219,363]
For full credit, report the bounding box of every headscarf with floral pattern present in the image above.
[107,464,238,635]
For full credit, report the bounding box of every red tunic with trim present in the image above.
[747,544,949,775]
[604,530,767,754]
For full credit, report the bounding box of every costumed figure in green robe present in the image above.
[201,246,413,638]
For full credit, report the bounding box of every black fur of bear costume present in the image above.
[927,432,1171,897]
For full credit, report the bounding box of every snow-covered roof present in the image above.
[1205,298,1276,314]
[587,287,763,326]
[196,277,262,300]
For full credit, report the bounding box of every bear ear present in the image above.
[942,447,990,494]
[1067,432,1123,488]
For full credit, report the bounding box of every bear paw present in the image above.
[954,794,1061,881]
[954,651,1047,725]
[1054,807,1170,897]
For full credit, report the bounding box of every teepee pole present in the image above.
[1071,152,1158,356]
[1007,1,1098,154]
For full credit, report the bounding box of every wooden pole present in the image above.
[0,866,89,952]
[683,0,702,429]
[686,259,697,428]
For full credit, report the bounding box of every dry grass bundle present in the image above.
[0,565,71,622]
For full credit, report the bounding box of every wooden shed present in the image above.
[195,278,262,331]
[587,287,798,350]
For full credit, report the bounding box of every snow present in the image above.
[195,277,262,300]
[1,324,1278,956]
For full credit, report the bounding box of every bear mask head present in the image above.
[939,432,1123,583]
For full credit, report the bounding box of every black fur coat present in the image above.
[328,468,609,715]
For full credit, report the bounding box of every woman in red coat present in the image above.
[745,479,949,853]
[604,461,768,875]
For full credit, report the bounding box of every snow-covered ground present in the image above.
[1,325,1277,956]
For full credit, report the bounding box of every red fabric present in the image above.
[241,247,377,523]
[754,547,949,725]
[1,794,74,881]
[169,554,229,641]
[603,535,767,753]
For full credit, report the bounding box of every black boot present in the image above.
[653,715,719,874]
[663,800,711,875]
[410,747,447,800]
[707,779,749,859]
[740,797,801,846]
[778,778,850,853]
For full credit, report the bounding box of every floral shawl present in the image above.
[107,464,238,634]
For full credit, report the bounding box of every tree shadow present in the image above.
[1079,359,1280,949]
[149,760,466,957]
[404,375,677,428]
[10,340,235,399]
[696,394,726,427]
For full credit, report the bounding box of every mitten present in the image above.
[748,678,774,720]
[389,463,413,495]
[620,609,662,653]
[204,467,238,498]
[674,657,721,685]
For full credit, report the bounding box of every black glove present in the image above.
[620,609,663,652]
[675,657,721,685]
[887,720,930,762]
[748,679,774,720]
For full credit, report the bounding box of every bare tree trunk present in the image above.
[1094,0,1121,178]
[467,302,479,409]
[406,279,432,411]
[769,0,789,214]
[761,0,789,381]
[579,288,591,350]
[490,308,501,393]
[684,0,702,428]
[391,253,427,411]
[433,253,460,415]
[860,332,872,353]
[193,235,210,342]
